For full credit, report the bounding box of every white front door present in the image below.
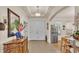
[28,18,46,40]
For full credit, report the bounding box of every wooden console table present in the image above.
[3,39,28,53]
[61,37,74,53]
[61,37,79,53]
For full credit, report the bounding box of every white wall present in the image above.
[0,6,28,52]
[47,21,51,43]
[28,17,46,40]
[75,7,79,31]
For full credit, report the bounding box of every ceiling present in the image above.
[20,6,54,17]
[20,6,69,20]
[27,6,50,17]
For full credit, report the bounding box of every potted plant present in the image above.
[73,31,79,41]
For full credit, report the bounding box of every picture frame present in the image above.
[7,8,20,37]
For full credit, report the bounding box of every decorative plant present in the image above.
[73,30,79,40]
[10,19,19,31]
[14,19,19,30]
[75,31,79,35]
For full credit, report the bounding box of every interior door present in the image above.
[29,19,45,40]
[51,25,58,43]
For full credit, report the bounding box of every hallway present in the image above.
[0,6,78,53]
[29,40,61,53]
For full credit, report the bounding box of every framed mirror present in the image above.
[7,8,20,37]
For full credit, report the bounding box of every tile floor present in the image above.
[29,40,61,53]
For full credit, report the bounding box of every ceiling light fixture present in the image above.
[35,6,41,16]
[35,12,41,16]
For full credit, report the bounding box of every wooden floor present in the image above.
[28,40,61,53]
